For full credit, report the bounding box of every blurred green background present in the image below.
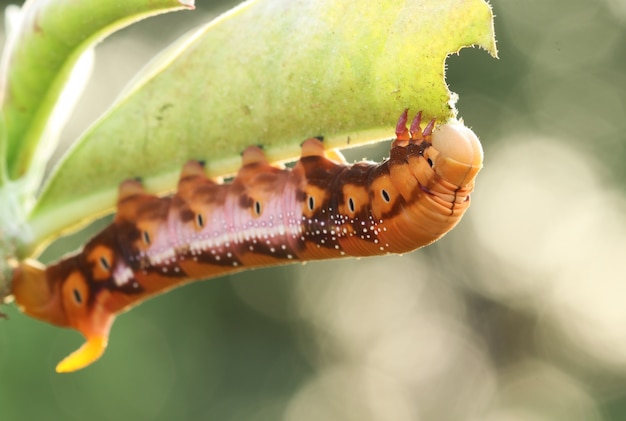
[2,0,626,420]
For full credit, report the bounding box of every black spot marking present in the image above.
[73,289,83,305]
[381,189,391,202]
[196,213,205,228]
[142,230,151,245]
[348,197,355,213]
[99,256,111,271]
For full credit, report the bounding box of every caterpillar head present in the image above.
[429,119,483,187]
[12,259,114,373]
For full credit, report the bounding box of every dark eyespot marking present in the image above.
[427,158,433,167]
[142,230,151,245]
[254,201,262,216]
[99,256,111,272]
[381,189,391,203]
[73,289,83,305]
[348,197,355,213]
[308,195,315,211]
[196,213,205,228]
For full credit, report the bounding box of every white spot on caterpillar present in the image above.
[114,266,134,287]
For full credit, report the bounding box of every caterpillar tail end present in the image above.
[431,120,483,187]
[56,303,115,373]
[56,334,108,373]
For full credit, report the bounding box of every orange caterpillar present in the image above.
[12,110,483,372]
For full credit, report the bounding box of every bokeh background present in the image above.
[2,0,626,420]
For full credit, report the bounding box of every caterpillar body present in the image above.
[12,110,483,373]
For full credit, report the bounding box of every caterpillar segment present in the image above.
[11,111,483,372]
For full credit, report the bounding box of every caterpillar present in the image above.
[11,110,483,373]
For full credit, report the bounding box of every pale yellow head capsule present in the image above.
[430,120,483,187]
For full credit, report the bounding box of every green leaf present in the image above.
[25,0,496,256]
[0,0,194,184]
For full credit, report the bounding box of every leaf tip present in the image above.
[483,1,499,58]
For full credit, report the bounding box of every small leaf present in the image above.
[25,0,496,256]
[0,0,194,183]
